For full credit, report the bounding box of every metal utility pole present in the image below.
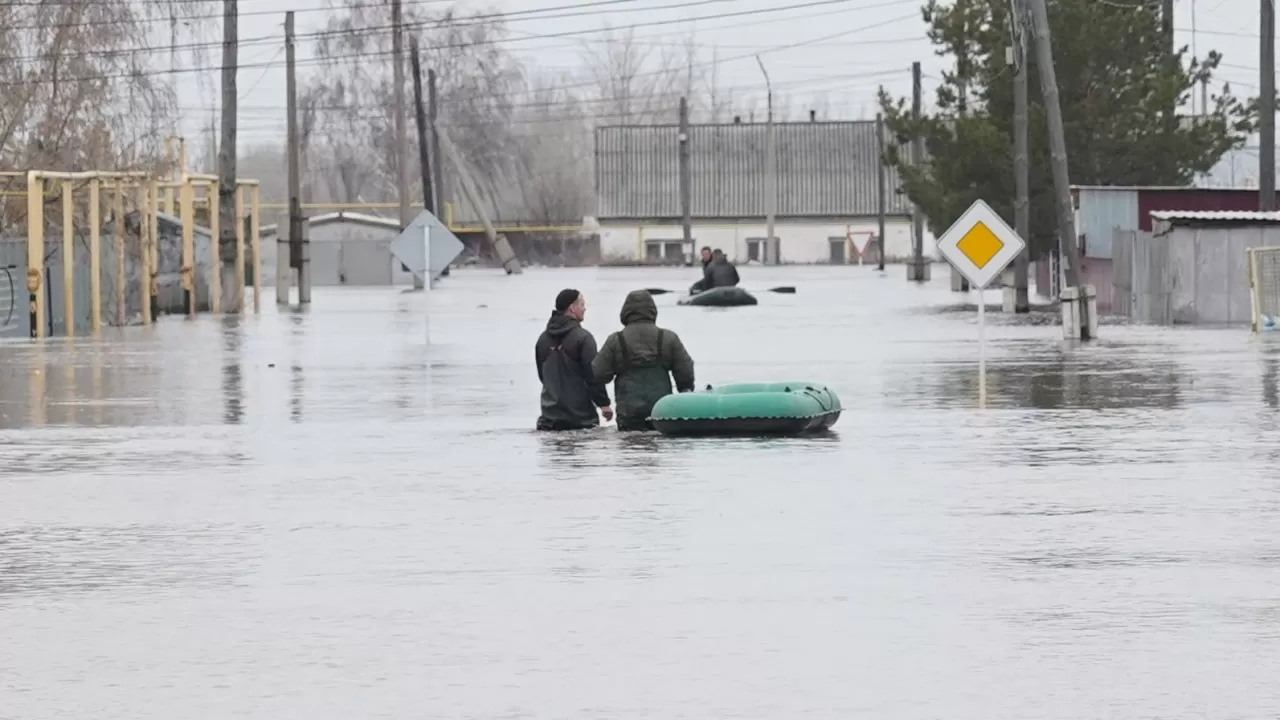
[1011,0,1031,311]
[756,56,776,265]
[1262,0,1276,210]
[907,61,928,281]
[428,68,444,215]
[281,10,298,306]
[875,112,886,272]
[410,39,434,215]
[679,96,693,256]
[218,0,239,312]
[1027,0,1084,289]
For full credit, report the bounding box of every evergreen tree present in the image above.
[879,0,1256,256]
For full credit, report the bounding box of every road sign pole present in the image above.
[977,287,986,407]
[423,223,432,345]
[934,199,1026,409]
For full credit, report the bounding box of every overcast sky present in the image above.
[165,0,1266,159]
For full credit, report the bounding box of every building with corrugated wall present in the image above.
[593,120,921,264]
[1038,185,1280,310]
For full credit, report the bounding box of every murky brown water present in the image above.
[3,265,1280,718]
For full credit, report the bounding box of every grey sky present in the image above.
[167,0,1265,151]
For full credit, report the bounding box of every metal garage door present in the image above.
[340,239,393,286]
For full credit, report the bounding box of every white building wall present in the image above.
[598,218,937,264]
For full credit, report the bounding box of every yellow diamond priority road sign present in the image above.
[936,199,1026,289]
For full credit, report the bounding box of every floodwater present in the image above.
[3,265,1280,719]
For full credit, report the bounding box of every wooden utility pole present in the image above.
[428,68,444,215]
[907,61,928,282]
[435,124,522,274]
[282,10,299,306]
[392,0,410,226]
[390,0,416,289]
[1011,0,1031,312]
[1162,0,1173,50]
[678,96,693,256]
[1261,0,1275,210]
[875,112,886,272]
[410,39,434,215]
[1027,0,1084,289]
[218,0,239,312]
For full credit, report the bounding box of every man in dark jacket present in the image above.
[688,246,714,295]
[535,289,613,431]
[705,248,741,289]
[592,290,696,431]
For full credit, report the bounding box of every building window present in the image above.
[828,237,846,264]
[644,239,688,264]
[745,237,781,264]
[663,241,684,263]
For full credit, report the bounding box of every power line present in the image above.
[4,0,745,64]
[0,0,454,32]
[226,73,914,134]
[222,67,910,122]
[166,11,919,117]
[0,0,919,89]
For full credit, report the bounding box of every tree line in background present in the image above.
[0,0,828,229]
[878,0,1257,257]
[4,0,1251,239]
[245,0,829,226]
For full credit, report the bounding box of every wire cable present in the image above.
[0,0,916,84]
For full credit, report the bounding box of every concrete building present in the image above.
[1043,185,1280,311]
[594,120,926,264]
[1112,211,1280,325]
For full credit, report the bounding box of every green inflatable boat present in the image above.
[677,286,758,307]
[648,381,842,436]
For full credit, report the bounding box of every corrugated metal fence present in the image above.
[1113,226,1280,324]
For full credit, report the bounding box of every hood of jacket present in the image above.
[619,290,658,326]
[544,310,582,339]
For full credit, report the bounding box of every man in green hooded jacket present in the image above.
[592,289,696,431]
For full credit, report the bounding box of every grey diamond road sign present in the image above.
[389,209,465,283]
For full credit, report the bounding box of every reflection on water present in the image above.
[222,317,244,425]
[3,271,1280,719]
[1262,354,1279,409]
[934,346,1184,410]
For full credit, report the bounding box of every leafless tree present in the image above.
[0,0,215,173]
[510,72,593,224]
[303,0,527,221]
[577,28,704,125]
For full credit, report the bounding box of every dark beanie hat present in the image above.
[555,288,581,313]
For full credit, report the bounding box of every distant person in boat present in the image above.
[688,246,715,295]
[534,288,614,431]
[593,289,696,431]
[705,248,741,289]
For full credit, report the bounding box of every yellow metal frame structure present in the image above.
[14,168,262,339]
[24,170,154,340]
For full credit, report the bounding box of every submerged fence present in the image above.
[1112,225,1280,325]
[0,171,263,339]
